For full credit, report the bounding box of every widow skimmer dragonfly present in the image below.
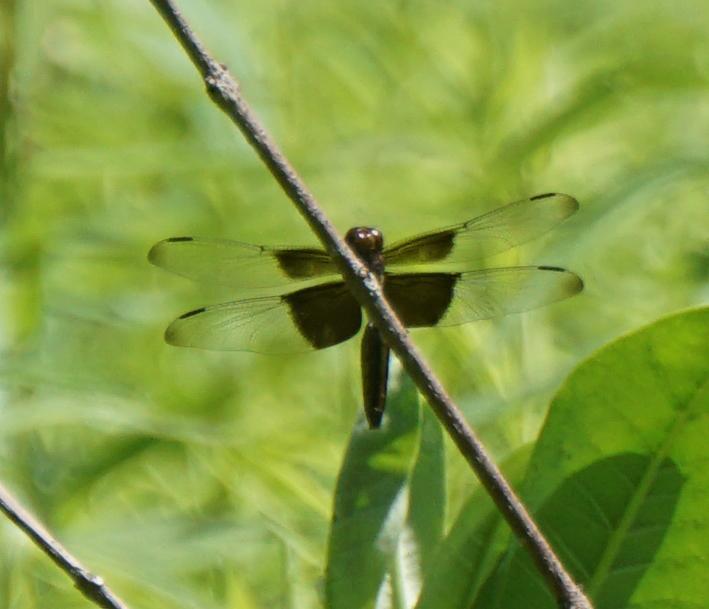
[149,192,583,429]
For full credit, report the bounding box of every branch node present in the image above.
[0,482,129,609]
[204,65,239,102]
[75,570,104,592]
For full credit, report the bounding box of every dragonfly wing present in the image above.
[149,237,336,289]
[383,193,578,267]
[164,281,362,353]
[384,266,583,328]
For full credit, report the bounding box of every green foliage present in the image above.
[326,377,444,609]
[0,0,707,607]
[511,307,709,609]
[412,309,709,608]
[331,308,707,609]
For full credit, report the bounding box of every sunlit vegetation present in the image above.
[1,1,707,607]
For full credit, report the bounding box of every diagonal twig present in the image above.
[146,2,593,607]
[0,482,129,609]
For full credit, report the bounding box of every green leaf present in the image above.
[325,374,445,609]
[394,404,445,608]
[415,447,533,609]
[475,307,709,609]
[407,405,445,578]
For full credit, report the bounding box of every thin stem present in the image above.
[146,2,593,608]
[0,483,129,609]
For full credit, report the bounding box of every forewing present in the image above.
[383,193,578,267]
[164,281,362,353]
[384,266,583,328]
[148,237,336,289]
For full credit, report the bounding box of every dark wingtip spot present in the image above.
[564,194,580,211]
[167,236,194,242]
[179,307,206,319]
[147,243,162,263]
[537,265,566,272]
[164,328,175,344]
[530,192,556,201]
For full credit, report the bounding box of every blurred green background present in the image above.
[0,0,707,607]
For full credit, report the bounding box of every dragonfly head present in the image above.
[346,226,384,255]
[345,227,385,276]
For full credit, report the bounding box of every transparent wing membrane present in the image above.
[164,282,361,353]
[384,266,582,328]
[383,193,578,266]
[438,266,583,326]
[148,237,336,289]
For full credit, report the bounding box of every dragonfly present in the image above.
[149,192,583,429]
